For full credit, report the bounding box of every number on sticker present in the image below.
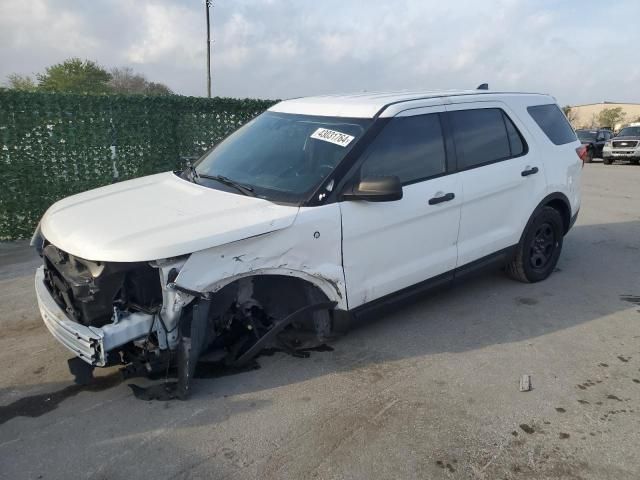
[310,128,355,148]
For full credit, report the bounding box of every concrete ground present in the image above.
[1,164,639,480]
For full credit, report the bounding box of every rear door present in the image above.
[446,102,547,267]
[340,106,462,308]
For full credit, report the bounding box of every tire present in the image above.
[631,159,640,165]
[603,158,613,165]
[506,206,564,283]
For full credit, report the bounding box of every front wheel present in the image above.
[603,158,613,165]
[506,206,564,283]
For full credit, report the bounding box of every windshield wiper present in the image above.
[198,174,256,197]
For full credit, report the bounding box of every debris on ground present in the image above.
[520,374,532,392]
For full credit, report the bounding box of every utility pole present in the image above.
[205,0,212,98]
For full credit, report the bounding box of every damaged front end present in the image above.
[36,242,191,370]
[35,241,337,399]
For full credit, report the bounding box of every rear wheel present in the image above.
[506,206,564,283]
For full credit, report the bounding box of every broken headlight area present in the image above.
[42,243,162,327]
[40,245,338,400]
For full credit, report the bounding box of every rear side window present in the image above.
[360,113,446,184]
[527,104,577,145]
[449,108,526,170]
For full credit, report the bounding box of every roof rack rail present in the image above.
[477,83,489,90]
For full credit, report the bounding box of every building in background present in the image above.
[568,102,640,130]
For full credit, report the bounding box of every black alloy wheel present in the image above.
[529,222,556,271]
[506,206,564,283]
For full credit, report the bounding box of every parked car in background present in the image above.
[602,125,640,165]
[575,128,613,162]
[32,89,583,397]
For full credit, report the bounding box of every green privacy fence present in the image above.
[0,91,276,240]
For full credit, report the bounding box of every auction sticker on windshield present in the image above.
[310,128,355,147]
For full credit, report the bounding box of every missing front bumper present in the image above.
[35,266,154,366]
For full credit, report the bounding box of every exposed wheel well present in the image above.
[544,197,571,234]
[208,274,332,329]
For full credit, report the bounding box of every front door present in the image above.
[339,107,462,308]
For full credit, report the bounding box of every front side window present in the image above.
[359,113,446,184]
[195,112,371,203]
[449,108,525,170]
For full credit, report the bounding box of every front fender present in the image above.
[174,204,347,309]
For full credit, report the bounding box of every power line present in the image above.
[205,0,212,98]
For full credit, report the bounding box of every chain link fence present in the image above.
[0,91,276,239]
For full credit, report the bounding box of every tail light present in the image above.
[576,145,588,166]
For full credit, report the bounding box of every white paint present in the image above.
[340,104,462,306]
[446,100,549,266]
[40,171,299,262]
[35,90,582,363]
[176,203,347,309]
[269,90,550,118]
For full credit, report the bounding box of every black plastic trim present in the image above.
[521,167,539,177]
[350,245,516,320]
[568,209,579,231]
[522,192,572,237]
[453,246,516,281]
[428,192,455,205]
[351,271,453,321]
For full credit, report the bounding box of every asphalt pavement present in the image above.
[1,163,639,479]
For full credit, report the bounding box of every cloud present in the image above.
[124,1,203,67]
[0,0,638,105]
[0,0,100,73]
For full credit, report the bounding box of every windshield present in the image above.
[576,130,597,141]
[617,126,640,137]
[194,111,371,203]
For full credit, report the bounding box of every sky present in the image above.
[1,0,639,106]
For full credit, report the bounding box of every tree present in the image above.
[562,105,577,126]
[108,67,173,95]
[5,73,37,91]
[109,67,147,94]
[144,82,173,96]
[37,58,112,94]
[597,107,626,129]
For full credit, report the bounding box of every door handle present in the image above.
[428,192,455,205]
[521,167,539,177]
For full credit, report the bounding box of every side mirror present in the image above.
[342,176,403,202]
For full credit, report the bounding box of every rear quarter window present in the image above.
[527,104,577,145]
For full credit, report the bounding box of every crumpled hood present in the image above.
[40,172,299,262]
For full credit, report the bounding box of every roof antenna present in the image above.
[477,83,489,90]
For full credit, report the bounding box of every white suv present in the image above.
[32,89,583,397]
